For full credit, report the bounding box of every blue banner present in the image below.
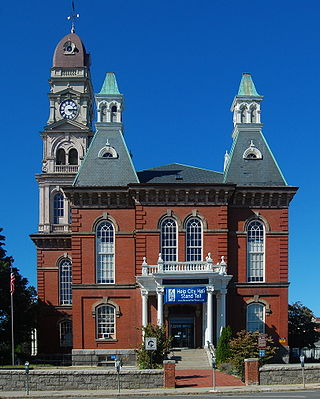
[164,287,207,303]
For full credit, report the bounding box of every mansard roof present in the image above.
[137,163,223,184]
[223,128,287,186]
[73,127,139,187]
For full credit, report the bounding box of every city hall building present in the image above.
[31,30,297,364]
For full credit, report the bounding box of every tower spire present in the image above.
[67,1,80,33]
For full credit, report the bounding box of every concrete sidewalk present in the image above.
[1,383,320,398]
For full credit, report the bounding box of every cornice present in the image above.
[64,183,298,208]
[230,186,298,208]
[30,233,71,250]
[233,282,290,289]
[72,284,137,290]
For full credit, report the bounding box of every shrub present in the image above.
[216,326,232,365]
[229,330,277,380]
[136,324,172,369]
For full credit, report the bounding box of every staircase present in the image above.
[169,348,211,369]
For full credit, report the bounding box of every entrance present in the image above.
[170,318,194,348]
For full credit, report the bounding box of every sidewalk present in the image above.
[1,383,320,398]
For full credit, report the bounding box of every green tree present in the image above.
[229,330,276,380]
[136,324,172,369]
[216,326,232,365]
[0,228,37,364]
[288,302,319,349]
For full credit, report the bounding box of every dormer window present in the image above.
[243,140,262,160]
[98,140,118,159]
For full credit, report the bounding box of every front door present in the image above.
[170,318,194,348]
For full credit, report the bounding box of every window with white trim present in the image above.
[96,221,115,283]
[59,258,72,305]
[160,218,177,262]
[186,218,202,261]
[53,193,64,224]
[247,303,265,333]
[96,304,115,339]
[247,220,265,282]
[59,320,72,347]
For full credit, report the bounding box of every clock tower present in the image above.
[36,32,94,235]
[31,32,94,353]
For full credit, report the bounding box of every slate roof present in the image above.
[137,163,223,184]
[73,127,139,187]
[223,129,287,186]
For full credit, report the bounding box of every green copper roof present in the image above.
[238,73,260,96]
[99,72,121,94]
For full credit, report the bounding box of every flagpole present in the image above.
[10,268,14,366]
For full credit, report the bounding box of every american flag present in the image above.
[10,272,15,296]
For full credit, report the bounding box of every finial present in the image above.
[67,0,80,33]
[250,140,255,148]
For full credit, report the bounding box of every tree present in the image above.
[136,324,172,369]
[215,326,232,365]
[0,228,37,364]
[288,302,319,349]
[229,330,276,380]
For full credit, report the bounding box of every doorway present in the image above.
[170,318,194,348]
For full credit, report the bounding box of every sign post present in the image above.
[145,337,157,369]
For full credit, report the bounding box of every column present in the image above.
[220,288,227,333]
[156,287,164,326]
[141,289,148,328]
[216,293,221,343]
[206,286,214,345]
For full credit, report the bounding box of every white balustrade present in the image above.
[141,253,227,276]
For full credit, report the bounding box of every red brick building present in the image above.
[31,31,297,364]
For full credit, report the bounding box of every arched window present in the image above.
[59,320,73,347]
[53,193,64,224]
[96,221,115,283]
[160,218,177,262]
[56,148,66,165]
[186,218,202,261]
[102,152,113,158]
[101,105,107,122]
[96,304,115,339]
[68,148,78,165]
[240,106,246,123]
[247,220,265,282]
[250,106,257,123]
[59,258,72,305]
[247,303,265,333]
[111,105,117,122]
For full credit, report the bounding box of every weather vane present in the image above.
[67,1,80,33]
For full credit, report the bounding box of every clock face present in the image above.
[59,99,78,119]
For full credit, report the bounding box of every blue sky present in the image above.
[0,0,319,314]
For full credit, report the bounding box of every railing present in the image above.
[51,224,71,233]
[52,68,85,77]
[54,165,79,173]
[141,253,227,276]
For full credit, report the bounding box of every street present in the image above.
[48,391,320,399]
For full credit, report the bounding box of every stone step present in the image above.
[169,348,210,370]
